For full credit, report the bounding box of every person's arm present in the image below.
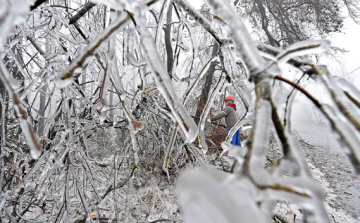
[210,107,231,121]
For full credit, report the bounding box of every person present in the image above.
[209,96,241,146]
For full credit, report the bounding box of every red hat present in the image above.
[224,96,234,101]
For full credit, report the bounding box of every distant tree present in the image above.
[236,0,347,47]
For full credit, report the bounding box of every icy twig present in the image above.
[155,0,172,50]
[132,8,197,143]
[198,75,226,153]
[162,123,179,172]
[68,2,96,25]
[261,40,330,73]
[75,180,92,223]
[0,95,5,194]
[59,0,158,86]
[59,13,131,84]
[206,0,266,76]
[97,63,109,124]
[124,176,134,223]
[276,74,360,176]
[275,76,321,108]
[219,48,250,110]
[0,60,42,159]
[173,0,225,45]
[283,73,306,128]
[182,56,219,104]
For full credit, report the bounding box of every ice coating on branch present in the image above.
[182,56,219,104]
[325,75,360,127]
[124,176,134,223]
[198,76,226,153]
[173,0,225,44]
[98,67,110,124]
[155,0,172,51]
[177,42,190,52]
[276,40,331,64]
[55,76,75,89]
[205,0,266,75]
[177,166,267,223]
[176,8,199,78]
[220,141,247,167]
[133,8,198,143]
[0,60,21,89]
[0,61,42,159]
[225,117,252,144]
[0,0,33,47]
[111,35,142,161]
[336,77,360,107]
[58,12,131,87]
[276,40,331,66]
[19,77,41,100]
[248,99,272,185]
[319,74,360,175]
[126,52,147,67]
[163,124,179,172]
[249,101,328,221]
[109,54,126,100]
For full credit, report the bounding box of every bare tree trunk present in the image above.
[38,85,46,136]
[165,5,173,79]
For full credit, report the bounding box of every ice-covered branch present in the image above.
[173,0,225,45]
[0,60,42,159]
[132,8,198,143]
[205,0,267,76]
[198,75,226,153]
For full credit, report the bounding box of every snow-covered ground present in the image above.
[292,117,360,222]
